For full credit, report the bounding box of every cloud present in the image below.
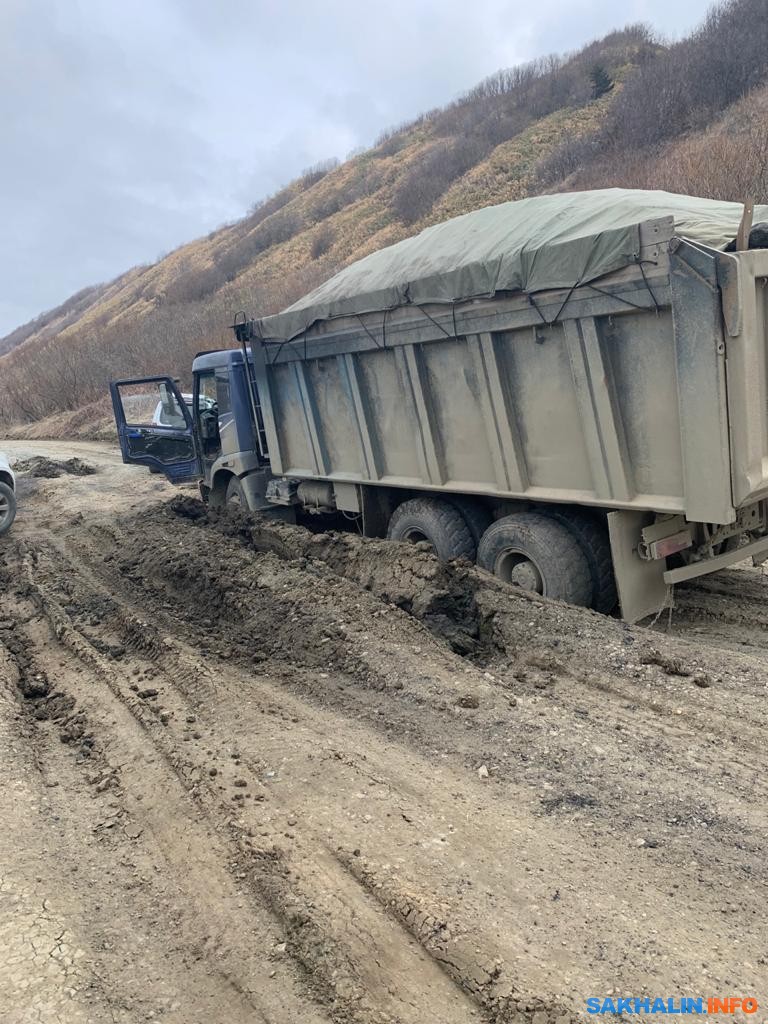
[0,0,711,335]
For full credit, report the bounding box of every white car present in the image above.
[151,392,216,428]
[0,453,17,535]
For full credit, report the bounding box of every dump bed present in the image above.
[248,192,768,528]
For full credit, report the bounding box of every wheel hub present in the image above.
[508,558,543,592]
[497,551,544,593]
[403,528,435,553]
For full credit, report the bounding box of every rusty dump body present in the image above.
[247,217,768,620]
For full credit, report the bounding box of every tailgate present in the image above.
[721,249,768,509]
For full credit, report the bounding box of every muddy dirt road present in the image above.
[1,441,767,1024]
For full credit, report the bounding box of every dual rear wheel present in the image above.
[387,496,616,612]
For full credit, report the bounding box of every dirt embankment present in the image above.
[1,455,767,1023]
[4,395,117,442]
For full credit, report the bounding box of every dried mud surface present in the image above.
[1,441,766,1024]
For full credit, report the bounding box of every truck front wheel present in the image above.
[225,476,247,507]
[476,512,592,606]
[387,498,476,561]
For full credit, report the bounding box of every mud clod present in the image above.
[19,671,51,699]
[456,694,480,709]
[640,649,689,676]
[14,456,97,478]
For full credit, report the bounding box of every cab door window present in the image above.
[115,380,195,464]
[195,371,221,458]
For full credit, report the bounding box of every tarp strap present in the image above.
[636,257,661,314]
[527,257,662,328]
[355,314,385,349]
[266,338,289,365]
[527,283,578,328]
[417,304,458,340]
[587,260,661,316]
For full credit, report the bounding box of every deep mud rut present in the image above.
[1,441,767,1024]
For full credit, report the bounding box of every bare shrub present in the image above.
[431,25,653,148]
[245,187,294,227]
[310,223,336,259]
[298,158,341,190]
[214,207,304,282]
[604,0,768,151]
[163,263,227,305]
[537,133,602,185]
[392,136,490,224]
[309,189,344,222]
[374,116,428,156]
[543,85,768,205]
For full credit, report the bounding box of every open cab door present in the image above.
[110,376,202,483]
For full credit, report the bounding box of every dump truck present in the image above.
[110,188,768,621]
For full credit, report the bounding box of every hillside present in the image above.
[2,0,767,437]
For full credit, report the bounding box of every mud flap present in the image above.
[240,469,295,522]
[608,510,671,623]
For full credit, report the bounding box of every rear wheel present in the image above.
[544,507,617,613]
[387,497,476,561]
[0,482,17,536]
[225,476,247,507]
[476,512,592,606]
[446,497,493,547]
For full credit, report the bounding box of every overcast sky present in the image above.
[1,0,713,336]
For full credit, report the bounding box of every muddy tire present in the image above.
[387,498,476,561]
[476,512,592,606]
[225,476,247,507]
[544,508,618,613]
[447,497,493,547]
[0,481,16,536]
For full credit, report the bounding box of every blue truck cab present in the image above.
[110,347,273,510]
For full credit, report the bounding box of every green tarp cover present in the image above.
[255,189,768,341]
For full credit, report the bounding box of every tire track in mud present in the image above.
[1,599,337,1024]
[9,545,485,1024]
[6,504,768,1015]
[2,545,622,1023]
[16,535,571,1024]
